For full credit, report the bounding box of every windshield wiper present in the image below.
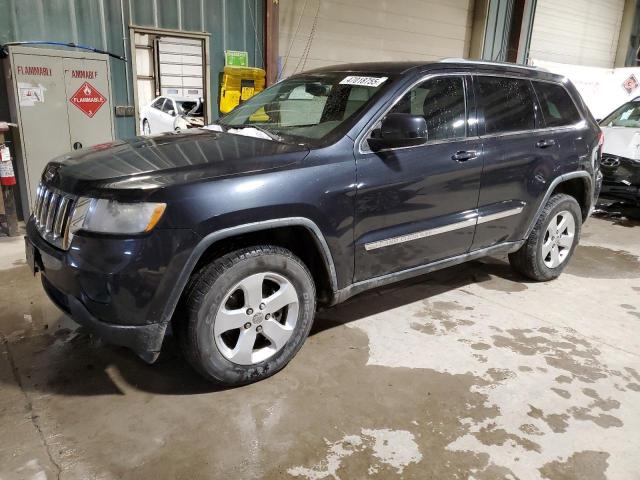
[225,124,284,142]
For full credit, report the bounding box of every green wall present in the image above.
[0,0,265,139]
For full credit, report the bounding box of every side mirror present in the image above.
[168,109,176,117]
[367,113,427,151]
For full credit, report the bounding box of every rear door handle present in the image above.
[451,150,477,162]
[536,139,556,149]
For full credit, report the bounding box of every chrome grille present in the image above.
[33,184,77,250]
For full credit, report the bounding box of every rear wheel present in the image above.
[509,193,582,281]
[142,119,151,135]
[176,246,316,385]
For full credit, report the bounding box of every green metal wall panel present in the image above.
[483,0,514,62]
[0,0,265,140]
[481,0,536,64]
[625,0,640,66]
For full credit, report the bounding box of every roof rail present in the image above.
[439,58,548,72]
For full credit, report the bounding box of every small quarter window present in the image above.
[477,76,535,135]
[387,76,466,141]
[152,98,165,109]
[533,82,581,127]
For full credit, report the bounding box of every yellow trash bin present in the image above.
[219,66,266,114]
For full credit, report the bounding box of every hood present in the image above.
[601,126,640,160]
[44,129,309,196]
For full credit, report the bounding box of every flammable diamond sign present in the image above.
[69,82,106,118]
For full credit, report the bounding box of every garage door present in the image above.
[157,36,204,98]
[278,0,474,78]
[528,0,626,68]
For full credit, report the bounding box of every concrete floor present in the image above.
[0,213,639,480]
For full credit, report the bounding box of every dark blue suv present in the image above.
[25,60,602,385]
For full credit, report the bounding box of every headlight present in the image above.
[70,198,166,235]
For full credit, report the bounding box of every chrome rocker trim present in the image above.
[364,206,524,251]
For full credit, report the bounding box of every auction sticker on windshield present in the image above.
[340,76,388,87]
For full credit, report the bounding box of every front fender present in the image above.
[158,217,338,327]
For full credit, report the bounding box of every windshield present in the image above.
[177,100,203,116]
[601,102,640,128]
[218,72,390,142]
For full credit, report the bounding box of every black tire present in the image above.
[509,193,582,281]
[142,119,151,135]
[175,246,316,385]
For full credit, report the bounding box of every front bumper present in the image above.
[599,153,640,204]
[41,274,165,361]
[26,219,201,358]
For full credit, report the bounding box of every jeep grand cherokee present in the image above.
[26,60,602,385]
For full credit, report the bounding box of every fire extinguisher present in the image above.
[0,143,16,186]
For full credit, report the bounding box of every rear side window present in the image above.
[476,76,535,135]
[152,98,165,109]
[533,82,581,127]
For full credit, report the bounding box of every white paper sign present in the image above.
[340,76,388,87]
[0,145,10,162]
[18,82,46,106]
[0,160,14,178]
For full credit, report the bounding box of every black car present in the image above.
[25,60,602,385]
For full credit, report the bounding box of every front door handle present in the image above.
[536,139,556,149]
[452,150,477,162]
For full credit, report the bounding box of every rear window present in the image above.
[533,81,581,127]
[477,76,536,135]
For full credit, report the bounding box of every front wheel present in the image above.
[176,246,316,385]
[509,193,582,281]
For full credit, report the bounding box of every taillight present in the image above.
[598,131,604,148]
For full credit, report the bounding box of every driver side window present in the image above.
[162,99,175,115]
[388,76,467,141]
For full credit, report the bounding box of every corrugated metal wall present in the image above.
[0,0,264,139]
[278,0,474,79]
[528,0,625,68]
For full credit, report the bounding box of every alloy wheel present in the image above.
[542,210,575,268]
[213,272,299,365]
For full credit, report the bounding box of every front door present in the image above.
[158,97,177,132]
[354,75,483,281]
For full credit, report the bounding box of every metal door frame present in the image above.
[129,25,211,135]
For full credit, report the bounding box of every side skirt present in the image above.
[329,240,525,305]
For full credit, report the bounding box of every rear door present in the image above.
[147,97,165,133]
[532,80,589,175]
[354,74,483,281]
[471,75,560,250]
